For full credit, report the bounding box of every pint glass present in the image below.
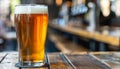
[14,5,48,67]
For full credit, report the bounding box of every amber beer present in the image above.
[14,5,48,67]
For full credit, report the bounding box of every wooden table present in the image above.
[1,52,120,69]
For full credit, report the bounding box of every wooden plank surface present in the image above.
[0,52,18,69]
[48,53,72,69]
[49,23,119,46]
[0,52,113,69]
[0,52,7,63]
[66,54,110,69]
[90,52,120,69]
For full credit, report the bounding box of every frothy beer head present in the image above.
[15,5,48,14]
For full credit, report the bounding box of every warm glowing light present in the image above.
[66,1,72,7]
[100,0,110,17]
[115,0,120,17]
[56,0,63,6]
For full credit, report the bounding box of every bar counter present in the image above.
[0,52,120,69]
[49,23,119,46]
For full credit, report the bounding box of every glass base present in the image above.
[15,62,48,68]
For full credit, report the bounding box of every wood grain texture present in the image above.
[90,52,120,69]
[0,52,114,69]
[66,54,110,69]
[0,52,7,62]
[48,53,72,69]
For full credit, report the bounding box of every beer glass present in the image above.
[14,4,48,67]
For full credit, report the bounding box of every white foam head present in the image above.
[15,5,48,14]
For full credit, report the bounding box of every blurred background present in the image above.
[0,0,120,53]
